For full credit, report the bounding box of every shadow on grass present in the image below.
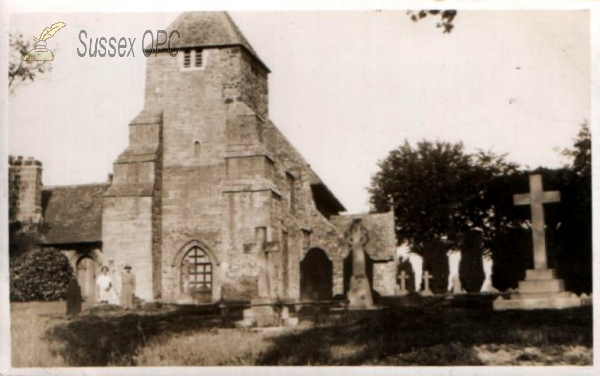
[44,295,593,366]
[255,295,593,365]
[45,304,229,366]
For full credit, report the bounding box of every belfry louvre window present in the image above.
[183,50,191,68]
[183,48,203,69]
[183,246,212,293]
[194,48,203,67]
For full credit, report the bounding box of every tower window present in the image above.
[195,48,203,67]
[184,50,191,68]
[182,48,204,69]
[194,141,201,158]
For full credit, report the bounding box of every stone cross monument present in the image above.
[346,219,375,309]
[493,174,581,310]
[421,271,433,296]
[513,174,560,270]
[397,270,410,295]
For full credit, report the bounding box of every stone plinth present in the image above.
[235,298,282,328]
[493,268,581,311]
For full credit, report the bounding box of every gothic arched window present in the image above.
[181,246,212,297]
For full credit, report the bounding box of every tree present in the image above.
[554,121,592,292]
[407,10,458,33]
[9,33,51,94]
[561,121,591,180]
[368,140,520,255]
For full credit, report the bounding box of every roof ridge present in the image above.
[43,182,109,190]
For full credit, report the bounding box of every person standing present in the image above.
[120,264,136,310]
[96,266,113,304]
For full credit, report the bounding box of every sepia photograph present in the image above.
[2,1,596,373]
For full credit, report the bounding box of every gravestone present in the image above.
[451,275,464,295]
[396,270,409,295]
[480,252,497,293]
[447,249,462,292]
[238,227,282,327]
[494,174,582,310]
[346,219,375,309]
[421,271,433,296]
[66,275,82,317]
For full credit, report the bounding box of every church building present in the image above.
[8,12,397,304]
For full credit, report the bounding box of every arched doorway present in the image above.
[300,248,333,301]
[76,256,97,302]
[180,245,213,303]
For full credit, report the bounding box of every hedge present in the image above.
[10,248,74,302]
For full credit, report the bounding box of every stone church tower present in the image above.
[100,12,396,304]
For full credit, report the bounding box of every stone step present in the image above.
[518,279,564,294]
[234,318,256,328]
[250,298,278,305]
[283,317,299,327]
[525,269,556,280]
[243,306,275,319]
[493,296,581,311]
[511,291,573,300]
[254,314,280,327]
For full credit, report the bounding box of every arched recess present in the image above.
[172,240,220,303]
[300,248,333,301]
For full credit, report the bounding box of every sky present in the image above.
[8,10,591,214]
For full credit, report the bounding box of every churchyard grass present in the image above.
[10,294,592,367]
[11,301,73,367]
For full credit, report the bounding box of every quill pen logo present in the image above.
[23,22,66,62]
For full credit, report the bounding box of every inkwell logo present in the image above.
[23,22,66,62]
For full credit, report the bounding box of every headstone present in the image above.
[396,244,423,292]
[346,219,375,309]
[494,174,582,310]
[255,227,271,298]
[451,275,464,295]
[397,270,410,295]
[420,271,433,296]
[480,252,497,293]
[446,249,462,293]
[66,276,82,317]
[238,227,281,327]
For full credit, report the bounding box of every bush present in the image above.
[10,248,74,302]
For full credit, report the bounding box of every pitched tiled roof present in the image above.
[330,211,396,261]
[40,184,108,245]
[151,11,270,72]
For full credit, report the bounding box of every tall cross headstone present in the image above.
[513,174,560,270]
[494,174,581,310]
[421,270,433,296]
[346,219,375,309]
[254,227,271,298]
[397,270,410,295]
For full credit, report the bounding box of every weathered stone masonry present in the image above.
[10,12,397,305]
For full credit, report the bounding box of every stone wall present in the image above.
[103,108,162,302]
[8,156,43,224]
[102,196,154,301]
